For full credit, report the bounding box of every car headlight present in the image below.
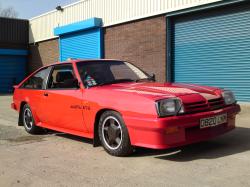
[155,98,184,117]
[222,90,236,105]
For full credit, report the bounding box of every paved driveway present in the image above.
[0,95,250,187]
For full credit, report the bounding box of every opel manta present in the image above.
[11,59,240,156]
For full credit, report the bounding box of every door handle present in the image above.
[44,92,49,96]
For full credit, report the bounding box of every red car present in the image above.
[11,59,240,156]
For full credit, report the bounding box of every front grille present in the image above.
[208,97,225,110]
[183,97,225,114]
[184,101,209,114]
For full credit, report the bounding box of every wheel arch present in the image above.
[18,101,27,126]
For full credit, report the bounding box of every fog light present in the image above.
[165,126,179,134]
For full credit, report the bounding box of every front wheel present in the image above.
[98,111,133,156]
[22,104,43,134]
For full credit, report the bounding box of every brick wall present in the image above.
[28,38,59,73]
[104,16,167,82]
[28,16,167,81]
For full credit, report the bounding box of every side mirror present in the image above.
[150,73,156,82]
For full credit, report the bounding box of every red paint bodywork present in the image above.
[12,60,241,149]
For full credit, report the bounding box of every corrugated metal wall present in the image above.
[172,3,250,101]
[29,0,221,43]
[0,18,29,49]
[0,17,29,93]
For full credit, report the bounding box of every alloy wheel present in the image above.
[102,116,122,150]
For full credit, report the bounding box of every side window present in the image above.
[21,67,51,89]
[48,64,77,89]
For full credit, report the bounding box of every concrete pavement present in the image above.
[0,95,250,187]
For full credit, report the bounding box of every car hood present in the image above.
[96,82,221,101]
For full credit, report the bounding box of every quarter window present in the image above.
[21,67,51,89]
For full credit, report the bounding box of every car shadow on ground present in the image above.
[50,131,93,144]
[46,127,250,161]
[132,127,250,161]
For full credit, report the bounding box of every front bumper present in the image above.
[125,104,241,149]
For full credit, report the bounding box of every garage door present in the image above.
[60,28,102,61]
[54,18,103,62]
[172,4,250,102]
[0,50,27,93]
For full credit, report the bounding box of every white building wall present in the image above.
[29,0,221,43]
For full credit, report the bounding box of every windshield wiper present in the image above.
[98,79,135,86]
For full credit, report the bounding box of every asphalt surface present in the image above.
[0,95,250,187]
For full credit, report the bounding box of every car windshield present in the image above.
[77,60,151,88]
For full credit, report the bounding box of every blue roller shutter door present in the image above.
[0,55,26,92]
[172,5,250,102]
[60,28,102,61]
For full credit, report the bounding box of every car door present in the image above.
[40,64,87,133]
[20,66,52,123]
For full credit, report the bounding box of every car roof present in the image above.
[61,59,122,63]
[33,59,124,74]
[46,59,123,66]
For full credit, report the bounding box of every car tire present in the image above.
[98,111,133,156]
[22,104,43,134]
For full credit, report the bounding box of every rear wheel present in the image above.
[98,111,133,156]
[22,104,43,134]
